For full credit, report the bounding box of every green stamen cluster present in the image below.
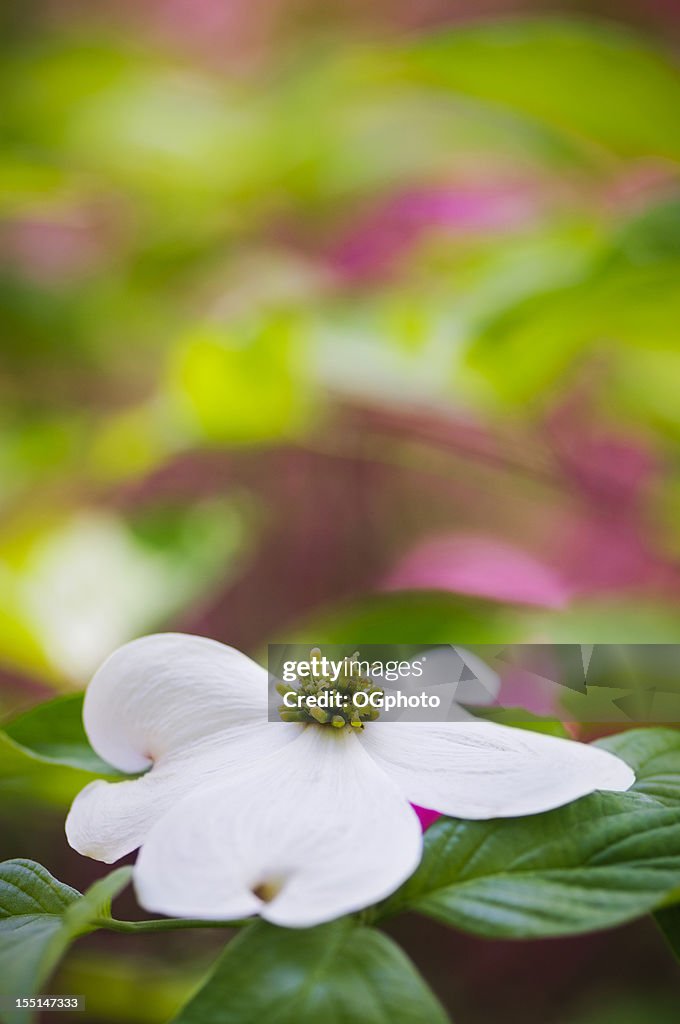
[277,649,383,730]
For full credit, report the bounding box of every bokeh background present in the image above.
[2,1,680,1021]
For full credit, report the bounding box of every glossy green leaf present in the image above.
[382,790,680,938]
[0,695,119,808]
[401,19,680,160]
[0,729,101,808]
[596,728,680,807]
[0,861,131,1023]
[172,918,450,1024]
[5,695,112,774]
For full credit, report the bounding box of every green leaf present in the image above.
[529,602,680,646]
[0,861,80,1009]
[172,918,450,1024]
[0,695,120,808]
[401,19,680,160]
[0,861,131,1023]
[0,731,102,808]
[466,262,680,406]
[596,728,680,807]
[382,790,680,938]
[287,591,525,645]
[4,695,113,774]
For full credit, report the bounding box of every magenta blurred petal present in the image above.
[412,805,441,831]
[384,534,570,608]
[331,183,538,281]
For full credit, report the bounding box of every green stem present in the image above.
[93,916,252,933]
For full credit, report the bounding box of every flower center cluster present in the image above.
[277,649,384,730]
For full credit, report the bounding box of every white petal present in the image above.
[67,633,297,862]
[66,723,298,863]
[134,726,423,928]
[360,720,635,819]
[82,633,269,772]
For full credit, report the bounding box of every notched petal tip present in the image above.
[251,876,287,904]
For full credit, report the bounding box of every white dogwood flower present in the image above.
[66,634,634,928]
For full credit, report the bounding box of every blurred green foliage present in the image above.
[0,7,679,687]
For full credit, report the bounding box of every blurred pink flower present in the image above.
[2,215,107,284]
[142,0,283,64]
[331,183,539,281]
[383,534,570,608]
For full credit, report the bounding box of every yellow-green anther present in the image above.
[279,709,302,722]
[309,706,329,724]
[277,650,383,730]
